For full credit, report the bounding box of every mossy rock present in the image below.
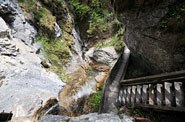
[34,7,56,32]
[63,31,74,45]
[39,0,68,29]
[19,0,56,35]
[64,20,73,33]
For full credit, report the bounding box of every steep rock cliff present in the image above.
[113,0,185,77]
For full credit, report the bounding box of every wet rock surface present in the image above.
[37,113,134,122]
[0,17,65,122]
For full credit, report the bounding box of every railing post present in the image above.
[131,86,136,104]
[126,86,131,104]
[142,85,149,104]
[119,90,123,105]
[149,84,155,105]
[156,84,163,106]
[174,82,184,107]
[123,88,127,104]
[136,85,142,104]
[164,82,174,107]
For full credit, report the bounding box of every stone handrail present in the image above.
[119,70,185,112]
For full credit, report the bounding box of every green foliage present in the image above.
[96,35,119,48]
[68,0,89,20]
[36,34,71,82]
[90,84,103,111]
[36,36,70,64]
[115,40,125,52]
[85,117,89,120]
[87,9,107,37]
[34,7,56,31]
[96,27,125,50]
[114,108,119,113]
[18,0,37,12]
[127,103,140,117]
[119,115,123,119]
[60,120,68,122]
[90,0,101,8]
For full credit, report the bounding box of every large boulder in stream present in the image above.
[0,17,65,122]
[113,0,185,78]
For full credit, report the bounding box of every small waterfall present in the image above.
[63,2,85,74]
[72,27,83,60]
[63,0,83,61]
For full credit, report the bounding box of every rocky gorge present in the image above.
[0,0,185,122]
[0,0,126,122]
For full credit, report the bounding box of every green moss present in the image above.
[115,41,125,52]
[36,35,71,82]
[18,0,37,13]
[36,36,71,64]
[96,35,119,48]
[39,0,71,32]
[63,31,74,45]
[95,27,125,50]
[34,7,56,31]
[18,0,56,34]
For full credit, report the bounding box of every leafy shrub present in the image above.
[90,0,101,8]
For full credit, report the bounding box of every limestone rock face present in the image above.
[114,0,185,77]
[0,0,37,45]
[0,17,65,122]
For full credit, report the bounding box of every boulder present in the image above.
[85,46,118,67]
[92,46,118,67]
